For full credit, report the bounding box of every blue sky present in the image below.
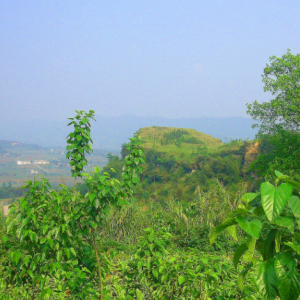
[1,1,299,121]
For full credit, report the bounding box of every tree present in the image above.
[247,49,300,136]
[246,49,300,180]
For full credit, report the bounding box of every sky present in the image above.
[0,1,300,121]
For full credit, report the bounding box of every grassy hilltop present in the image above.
[104,126,260,203]
[138,126,222,160]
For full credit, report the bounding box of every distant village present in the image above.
[17,160,49,165]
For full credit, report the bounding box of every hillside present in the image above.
[103,126,261,204]
[138,126,222,160]
[0,140,109,188]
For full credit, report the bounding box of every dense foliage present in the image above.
[211,171,300,300]
[247,49,300,136]
[1,49,300,299]
[247,49,300,182]
[248,129,300,181]
[0,183,25,200]
[0,110,146,299]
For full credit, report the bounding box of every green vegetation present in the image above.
[1,50,300,299]
[210,171,300,300]
[247,49,300,136]
[247,49,300,182]
[0,183,25,199]
[0,110,145,299]
[102,126,256,204]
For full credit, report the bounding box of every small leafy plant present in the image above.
[0,110,145,299]
[210,170,300,300]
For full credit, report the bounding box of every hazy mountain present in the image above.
[0,115,257,151]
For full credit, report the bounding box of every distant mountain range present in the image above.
[0,115,258,151]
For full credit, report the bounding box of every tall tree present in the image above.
[247,49,300,180]
[247,49,300,135]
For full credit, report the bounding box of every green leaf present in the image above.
[82,118,88,124]
[261,182,293,222]
[14,251,22,264]
[242,193,258,204]
[236,216,262,239]
[76,135,82,141]
[275,252,300,300]
[227,224,238,241]
[285,242,300,255]
[178,275,186,285]
[94,166,101,174]
[233,242,248,268]
[289,196,300,218]
[65,248,71,259]
[272,216,294,233]
[57,250,62,262]
[209,218,237,244]
[70,248,76,257]
[244,236,256,263]
[254,259,277,299]
[284,178,300,190]
[43,225,49,235]
[263,229,277,261]
[152,270,158,278]
[275,170,284,177]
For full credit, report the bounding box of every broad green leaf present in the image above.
[285,178,300,190]
[275,252,300,300]
[209,218,237,244]
[76,135,82,141]
[261,182,293,222]
[289,196,300,218]
[242,193,258,204]
[82,118,88,124]
[227,224,238,241]
[233,242,248,268]
[263,229,277,261]
[272,216,294,233]
[254,259,277,299]
[284,242,300,255]
[236,215,262,239]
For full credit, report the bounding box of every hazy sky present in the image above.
[1,1,299,121]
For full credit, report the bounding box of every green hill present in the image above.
[138,126,222,161]
[103,126,261,204]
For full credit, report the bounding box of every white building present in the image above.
[33,160,49,165]
[17,161,31,165]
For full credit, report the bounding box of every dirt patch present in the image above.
[2,204,10,216]
[243,141,260,172]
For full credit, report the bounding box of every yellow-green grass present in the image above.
[137,126,223,161]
